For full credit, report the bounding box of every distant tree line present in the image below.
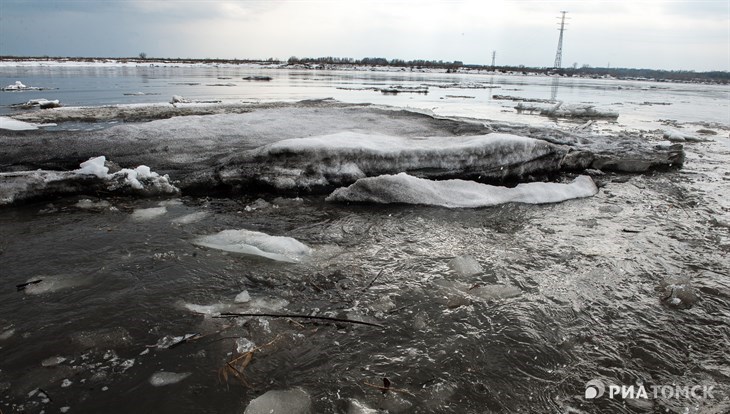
[464,64,728,83]
[287,56,464,70]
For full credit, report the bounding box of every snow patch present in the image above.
[448,256,483,276]
[234,290,251,303]
[193,229,312,263]
[327,173,598,208]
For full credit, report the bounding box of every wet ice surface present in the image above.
[1,135,729,413]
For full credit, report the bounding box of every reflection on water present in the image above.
[551,76,561,101]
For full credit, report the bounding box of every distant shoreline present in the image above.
[1,56,727,85]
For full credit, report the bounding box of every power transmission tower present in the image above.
[491,51,496,68]
[554,11,568,69]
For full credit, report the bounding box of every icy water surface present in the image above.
[1,139,729,413]
[1,66,730,413]
[1,65,728,131]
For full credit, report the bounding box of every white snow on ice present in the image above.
[663,128,703,142]
[193,229,312,263]
[327,173,598,208]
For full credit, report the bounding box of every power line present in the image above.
[554,11,568,69]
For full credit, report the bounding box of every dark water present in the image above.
[1,140,729,413]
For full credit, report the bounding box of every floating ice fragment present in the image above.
[131,206,167,221]
[149,371,191,386]
[663,129,703,142]
[327,173,598,208]
[448,256,483,276]
[348,399,379,414]
[171,211,208,225]
[234,290,251,303]
[61,379,72,388]
[243,388,312,414]
[236,338,256,353]
[41,356,67,367]
[75,156,109,178]
[193,229,312,263]
[0,328,15,340]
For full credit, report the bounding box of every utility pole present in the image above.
[491,51,496,68]
[554,11,568,69]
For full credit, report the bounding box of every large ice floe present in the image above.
[220,131,567,191]
[327,173,598,208]
[0,156,178,205]
[0,101,685,202]
[193,229,312,263]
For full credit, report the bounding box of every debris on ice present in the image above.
[193,229,312,263]
[148,371,191,386]
[327,173,598,208]
[243,388,312,414]
[516,102,618,119]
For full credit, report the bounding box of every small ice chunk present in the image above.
[75,199,112,209]
[131,206,167,221]
[236,338,256,354]
[448,256,483,276]
[663,128,703,142]
[243,388,312,414]
[171,211,208,225]
[0,328,15,340]
[61,379,72,388]
[60,407,71,413]
[348,399,379,414]
[247,297,289,312]
[5,80,27,90]
[75,156,109,178]
[184,302,229,316]
[193,229,312,263]
[245,198,271,212]
[41,356,67,367]
[170,95,190,104]
[234,290,251,303]
[149,371,191,386]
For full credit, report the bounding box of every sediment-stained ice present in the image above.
[193,229,312,263]
[225,131,567,191]
[326,173,598,208]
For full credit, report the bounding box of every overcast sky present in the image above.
[1,0,728,71]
